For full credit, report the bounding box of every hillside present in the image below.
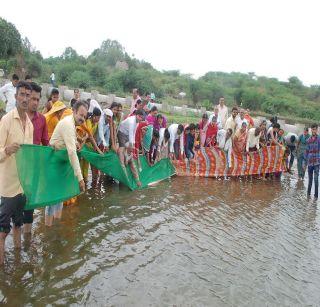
[1,17,320,121]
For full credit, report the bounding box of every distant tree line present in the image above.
[1,17,320,120]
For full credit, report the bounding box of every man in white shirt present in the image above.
[130,88,141,114]
[216,97,228,128]
[284,132,298,172]
[225,107,239,134]
[246,127,261,152]
[50,72,55,87]
[0,74,19,113]
[236,109,249,130]
[168,124,184,159]
[217,128,233,169]
[96,109,113,152]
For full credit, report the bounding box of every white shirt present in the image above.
[0,82,16,113]
[158,128,166,148]
[50,73,55,81]
[208,113,222,129]
[236,116,248,130]
[246,128,260,152]
[118,115,138,145]
[168,124,184,154]
[217,129,232,166]
[225,116,237,134]
[217,104,228,128]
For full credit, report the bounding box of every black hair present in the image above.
[150,106,158,112]
[202,113,208,119]
[117,103,122,108]
[70,98,77,108]
[30,82,42,96]
[304,127,309,131]
[157,114,163,119]
[227,128,233,135]
[25,75,32,80]
[145,92,150,96]
[290,135,296,143]
[153,130,160,138]
[164,128,170,140]
[73,101,88,111]
[232,106,238,112]
[135,109,144,116]
[189,123,196,130]
[273,123,280,129]
[185,126,190,131]
[92,107,101,116]
[74,88,79,93]
[311,123,318,129]
[110,102,119,109]
[178,124,184,133]
[136,99,142,105]
[51,88,59,95]
[16,81,32,93]
[12,74,19,81]
[195,124,200,129]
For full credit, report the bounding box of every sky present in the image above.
[1,0,319,85]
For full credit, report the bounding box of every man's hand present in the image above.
[97,148,104,155]
[79,180,86,192]
[169,152,174,160]
[5,143,20,156]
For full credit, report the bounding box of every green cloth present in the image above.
[80,145,175,190]
[16,144,80,210]
[16,144,175,209]
[143,125,153,152]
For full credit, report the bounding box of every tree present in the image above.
[68,71,91,89]
[0,17,22,59]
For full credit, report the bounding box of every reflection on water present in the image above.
[1,174,320,306]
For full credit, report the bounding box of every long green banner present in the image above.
[16,145,175,209]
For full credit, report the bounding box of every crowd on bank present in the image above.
[0,74,320,265]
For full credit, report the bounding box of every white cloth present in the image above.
[118,115,138,145]
[208,113,222,130]
[0,82,16,113]
[217,129,232,167]
[50,73,55,81]
[246,128,260,152]
[88,100,108,147]
[225,116,237,134]
[158,127,166,148]
[217,104,228,128]
[168,124,184,154]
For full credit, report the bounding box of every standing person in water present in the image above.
[305,124,320,200]
[296,127,310,180]
[0,81,33,265]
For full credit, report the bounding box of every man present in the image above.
[305,124,320,199]
[47,102,86,225]
[217,128,233,170]
[0,81,33,265]
[225,107,238,134]
[216,96,228,128]
[236,109,249,130]
[96,109,113,152]
[130,88,141,113]
[0,74,19,113]
[284,132,298,173]
[267,123,281,145]
[246,127,261,152]
[118,109,144,155]
[50,71,56,87]
[296,127,310,180]
[168,124,184,159]
[185,124,196,159]
[146,106,158,126]
[70,88,81,106]
[23,82,49,235]
[25,75,32,83]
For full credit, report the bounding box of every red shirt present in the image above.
[31,112,49,145]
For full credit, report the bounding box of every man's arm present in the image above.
[0,117,9,162]
[62,126,83,182]
[41,118,50,146]
[98,116,107,147]
[0,84,9,103]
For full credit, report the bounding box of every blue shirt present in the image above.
[305,135,320,166]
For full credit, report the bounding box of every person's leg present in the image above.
[53,203,63,219]
[45,205,54,226]
[289,145,295,170]
[174,140,179,159]
[307,165,314,197]
[12,194,26,249]
[23,209,34,234]
[301,157,307,179]
[0,197,12,265]
[297,155,303,178]
[314,165,319,199]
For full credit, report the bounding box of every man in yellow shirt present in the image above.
[0,81,33,265]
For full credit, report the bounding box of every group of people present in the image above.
[0,74,320,266]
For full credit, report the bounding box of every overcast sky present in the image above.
[2,0,319,85]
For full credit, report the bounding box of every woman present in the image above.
[44,101,66,140]
[158,128,170,159]
[259,120,268,147]
[153,114,167,131]
[205,116,218,147]
[233,122,248,153]
[199,113,209,147]
[109,102,120,152]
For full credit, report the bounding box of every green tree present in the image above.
[0,17,22,59]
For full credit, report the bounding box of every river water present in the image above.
[1,173,320,306]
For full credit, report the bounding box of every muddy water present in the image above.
[1,174,320,306]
